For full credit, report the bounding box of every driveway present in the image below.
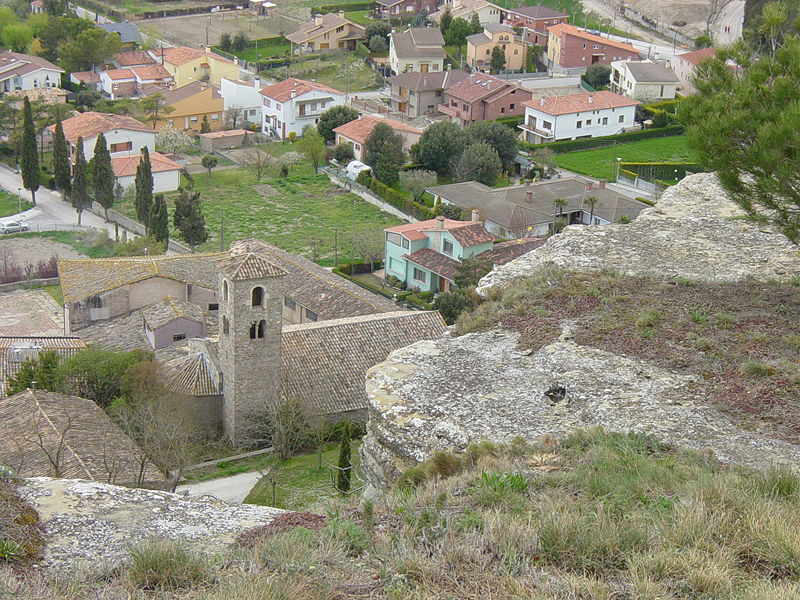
[176,471,263,504]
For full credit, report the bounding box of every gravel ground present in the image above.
[0,238,83,272]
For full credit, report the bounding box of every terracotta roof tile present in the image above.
[285,13,365,44]
[103,68,135,80]
[521,90,639,115]
[0,337,85,398]
[260,77,343,103]
[403,247,461,281]
[70,71,101,84]
[129,64,172,81]
[547,23,639,54]
[333,115,422,145]
[217,252,288,280]
[387,68,469,92]
[113,50,156,66]
[444,73,518,103]
[151,46,234,66]
[111,151,181,178]
[483,238,546,263]
[49,112,156,144]
[677,47,716,66]
[164,353,219,396]
[385,217,487,242]
[0,51,63,80]
[448,222,494,246]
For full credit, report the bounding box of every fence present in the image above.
[322,167,416,223]
[617,162,701,194]
[86,202,193,254]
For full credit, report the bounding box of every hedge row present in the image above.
[336,260,383,275]
[356,171,435,220]
[253,57,294,70]
[495,115,524,130]
[333,266,434,309]
[136,3,239,20]
[310,1,374,13]
[519,125,684,154]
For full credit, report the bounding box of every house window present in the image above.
[305,308,318,322]
[387,232,402,246]
[586,119,592,126]
[619,114,625,123]
[336,25,344,32]
[443,239,454,255]
[172,334,187,342]
[486,49,490,55]
[222,316,229,334]
[543,120,552,129]
[432,64,439,71]
[167,119,174,127]
[602,117,608,125]
[276,103,281,110]
[435,90,442,97]
[252,286,264,307]
[284,297,297,310]
[190,116,198,123]
[412,267,426,283]
[109,141,133,153]
[405,64,413,71]
[211,113,219,120]
[208,303,219,311]
[257,320,267,338]
[501,107,505,113]
[576,120,582,129]
[510,103,515,110]
[264,99,271,107]
[514,49,518,54]
[402,237,409,249]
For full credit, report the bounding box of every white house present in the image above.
[260,77,346,140]
[0,51,63,93]
[610,59,678,101]
[220,77,268,127]
[430,0,503,26]
[112,152,182,193]
[99,68,137,100]
[519,91,639,144]
[388,28,446,75]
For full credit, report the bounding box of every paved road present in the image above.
[176,471,263,504]
[0,163,124,239]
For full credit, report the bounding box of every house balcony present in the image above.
[438,103,467,119]
[389,92,410,102]
[518,122,554,139]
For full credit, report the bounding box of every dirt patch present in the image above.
[254,184,277,196]
[0,238,82,280]
[140,11,298,48]
[460,271,800,444]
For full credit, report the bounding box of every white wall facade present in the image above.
[261,89,346,140]
[610,62,676,101]
[220,78,264,125]
[116,168,180,193]
[78,129,156,161]
[521,103,636,143]
[0,67,62,92]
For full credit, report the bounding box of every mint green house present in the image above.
[383,215,497,293]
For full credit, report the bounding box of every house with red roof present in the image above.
[333,116,422,161]
[668,47,717,95]
[546,23,640,71]
[112,152,182,193]
[438,72,532,127]
[519,90,639,144]
[502,5,568,46]
[259,77,345,140]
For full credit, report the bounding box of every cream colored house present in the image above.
[389,27,446,75]
[430,0,503,26]
[333,115,423,160]
[285,12,366,52]
[148,46,239,87]
[610,59,678,101]
[466,24,526,72]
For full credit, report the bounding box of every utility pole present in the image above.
[219,208,225,251]
[333,228,338,267]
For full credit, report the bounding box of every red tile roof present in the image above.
[403,247,461,281]
[677,47,716,66]
[444,73,518,103]
[547,23,639,54]
[260,77,343,103]
[448,222,494,246]
[386,217,493,246]
[333,115,422,144]
[129,64,172,81]
[150,46,234,67]
[113,50,156,67]
[111,151,181,178]
[71,70,101,84]
[103,68,135,80]
[522,90,639,115]
[49,112,156,143]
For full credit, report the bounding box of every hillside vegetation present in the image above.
[5,429,800,599]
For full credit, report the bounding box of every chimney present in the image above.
[585,182,593,192]
[540,97,544,106]
[525,190,533,203]
[290,89,296,99]
[588,94,593,104]
[471,209,479,223]
[436,215,445,229]
[447,63,451,71]
[338,9,344,16]
[314,14,323,25]
[598,178,606,189]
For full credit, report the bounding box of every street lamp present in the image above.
[17,187,21,216]
[615,157,622,181]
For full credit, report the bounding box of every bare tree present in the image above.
[356,229,384,272]
[249,396,314,461]
[25,408,75,478]
[243,146,272,182]
[224,106,245,130]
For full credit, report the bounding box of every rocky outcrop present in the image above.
[477,173,800,294]
[16,478,283,572]
[361,330,800,489]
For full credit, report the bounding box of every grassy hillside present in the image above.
[8,429,800,598]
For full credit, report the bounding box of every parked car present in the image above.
[0,221,29,234]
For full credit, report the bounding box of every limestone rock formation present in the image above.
[16,478,283,572]
[361,330,800,489]
[477,173,800,295]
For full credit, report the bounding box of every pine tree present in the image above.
[52,116,71,201]
[134,147,153,230]
[92,132,115,221]
[149,193,169,245]
[19,96,40,205]
[200,114,211,133]
[174,188,208,251]
[71,136,89,226]
[336,422,352,494]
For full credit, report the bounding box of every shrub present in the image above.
[519,125,683,154]
[424,451,463,479]
[322,518,369,555]
[751,465,800,500]
[396,466,427,489]
[0,481,44,566]
[126,539,215,591]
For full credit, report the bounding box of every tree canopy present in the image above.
[19,96,39,205]
[490,46,506,73]
[92,132,115,220]
[52,116,71,199]
[415,121,468,176]
[174,187,208,251]
[149,193,169,245]
[466,121,518,166]
[135,147,153,228]
[317,105,359,142]
[453,141,502,186]
[70,136,89,225]
[363,122,406,185]
[584,63,611,89]
[58,26,121,72]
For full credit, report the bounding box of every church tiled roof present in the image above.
[217,252,288,281]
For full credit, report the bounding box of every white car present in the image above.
[0,221,29,234]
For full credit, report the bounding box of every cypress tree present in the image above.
[52,116,70,201]
[71,137,89,226]
[134,147,153,230]
[175,188,208,251]
[200,114,211,133]
[19,96,40,205]
[149,193,169,245]
[92,132,115,221]
[336,422,352,494]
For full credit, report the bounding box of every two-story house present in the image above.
[99,64,173,99]
[48,112,181,192]
[502,5,568,46]
[260,77,346,140]
[610,59,678,101]
[547,24,639,71]
[439,72,532,127]
[668,47,716,95]
[387,68,469,117]
[148,46,239,87]
[0,52,63,93]
[389,27,446,75]
[220,77,269,127]
[376,0,437,18]
[466,24,526,72]
[158,81,224,132]
[430,0,504,27]
[519,90,639,144]
[333,116,423,161]
[285,12,366,52]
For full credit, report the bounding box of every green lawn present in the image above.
[344,10,373,25]
[0,189,32,218]
[553,135,695,181]
[244,442,361,510]
[227,44,291,61]
[115,149,402,266]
